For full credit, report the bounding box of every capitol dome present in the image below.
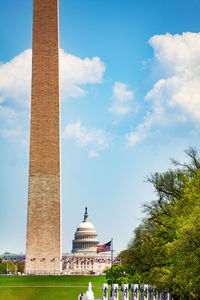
[72,208,99,253]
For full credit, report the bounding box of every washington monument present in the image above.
[26,0,61,274]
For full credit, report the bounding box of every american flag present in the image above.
[30,258,36,262]
[40,258,45,262]
[51,258,55,262]
[97,240,111,253]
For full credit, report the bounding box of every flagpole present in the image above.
[111,237,113,286]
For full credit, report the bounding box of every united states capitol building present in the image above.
[62,208,118,275]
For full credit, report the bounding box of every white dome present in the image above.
[72,208,99,253]
[77,221,96,231]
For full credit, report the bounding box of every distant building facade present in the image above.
[3,253,25,260]
[62,208,118,275]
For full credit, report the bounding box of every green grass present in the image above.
[0,275,106,300]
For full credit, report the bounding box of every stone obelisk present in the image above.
[26,0,61,274]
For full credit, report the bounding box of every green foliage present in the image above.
[16,260,25,274]
[119,147,200,299]
[0,259,25,275]
[105,264,131,285]
[0,260,7,275]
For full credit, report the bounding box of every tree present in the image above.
[0,258,7,274]
[119,148,200,299]
[105,264,131,285]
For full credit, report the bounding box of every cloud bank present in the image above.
[0,50,32,107]
[147,32,200,120]
[127,32,200,147]
[60,49,105,99]
[0,48,105,107]
[0,49,105,140]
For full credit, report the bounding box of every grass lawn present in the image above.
[0,275,107,300]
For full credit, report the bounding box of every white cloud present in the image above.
[60,49,105,99]
[109,82,134,116]
[126,32,200,147]
[126,131,145,148]
[126,101,165,147]
[88,150,100,158]
[0,49,32,107]
[147,32,200,120]
[0,49,105,107]
[62,120,109,150]
[0,49,105,141]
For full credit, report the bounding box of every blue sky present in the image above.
[1,0,200,254]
